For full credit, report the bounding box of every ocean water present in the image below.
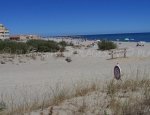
[76,32,150,42]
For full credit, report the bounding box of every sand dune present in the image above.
[0,41,150,114]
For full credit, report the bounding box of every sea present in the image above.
[70,32,150,42]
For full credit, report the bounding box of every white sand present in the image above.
[0,41,150,106]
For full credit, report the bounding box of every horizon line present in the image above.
[10,31,150,37]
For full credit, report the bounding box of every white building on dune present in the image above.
[0,23,10,40]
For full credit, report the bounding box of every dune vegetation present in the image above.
[97,40,117,50]
[0,40,70,54]
[0,71,149,115]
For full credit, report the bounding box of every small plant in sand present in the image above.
[50,85,70,105]
[73,51,78,54]
[69,42,74,46]
[65,57,72,62]
[59,46,65,52]
[0,101,6,113]
[0,60,5,64]
[143,84,150,106]
[58,41,68,47]
[55,46,66,58]
[40,55,45,61]
[59,41,74,47]
[73,45,82,49]
[78,98,87,113]
[31,54,37,60]
[56,52,65,57]
[48,107,53,115]
[97,40,117,50]
[74,81,97,97]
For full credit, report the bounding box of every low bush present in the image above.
[0,101,6,111]
[97,40,117,50]
[58,41,68,47]
[0,40,62,54]
[59,41,74,47]
[68,42,74,46]
[0,41,29,54]
[27,40,60,52]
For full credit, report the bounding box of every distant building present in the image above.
[10,35,41,41]
[0,23,10,40]
[20,35,41,41]
[9,36,20,41]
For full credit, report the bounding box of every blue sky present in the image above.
[1,0,150,35]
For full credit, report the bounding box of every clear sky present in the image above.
[1,0,150,35]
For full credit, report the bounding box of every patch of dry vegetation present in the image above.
[0,73,150,115]
[104,77,150,115]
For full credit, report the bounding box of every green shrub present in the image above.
[59,41,74,47]
[59,41,68,47]
[27,39,60,52]
[0,39,62,54]
[97,40,117,50]
[68,42,74,46]
[0,101,6,111]
[0,41,29,54]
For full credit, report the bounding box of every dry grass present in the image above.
[50,85,70,106]
[77,98,87,113]
[31,54,37,60]
[0,72,150,115]
[108,96,150,115]
[0,80,99,115]
[105,77,150,115]
[55,52,65,58]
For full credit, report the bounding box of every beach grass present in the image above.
[0,71,149,115]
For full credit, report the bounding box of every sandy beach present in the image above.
[0,40,150,114]
[0,41,150,91]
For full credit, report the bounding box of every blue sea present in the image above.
[71,32,150,42]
